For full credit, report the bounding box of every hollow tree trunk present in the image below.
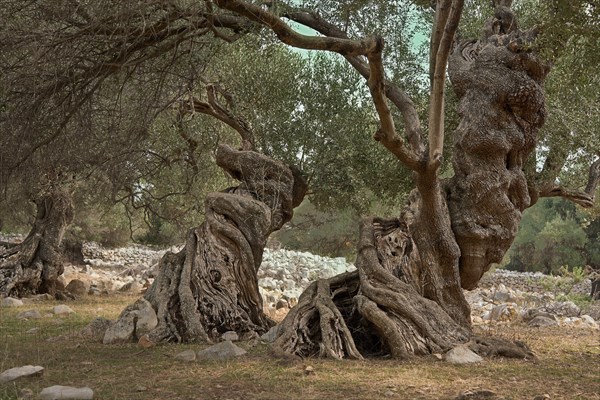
[112,144,307,344]
[0,188,74,297]
[273,4,546,359]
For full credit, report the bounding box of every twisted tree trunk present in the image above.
[0,188,74,297]
[112,144,307,344]
[272,4,546,360]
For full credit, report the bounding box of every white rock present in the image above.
[16,309,42,320]
[196,340,247,361]
[103,298,157,344]
[580,314,599,329]
[39,385,94,400]
[174,349,197,362]
[0,365,44,384]
[444,345,483,364]
[1,297,24,307]
[54,305,75,315]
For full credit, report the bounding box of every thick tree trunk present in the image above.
[272,4,546,359]
[0,188,74,297]
[112,144,307,344]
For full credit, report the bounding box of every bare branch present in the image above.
[538,158,600,208]
[428,0,464,168]
[215,0,421,170]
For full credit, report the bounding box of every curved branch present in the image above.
[283,9,425,157]
[214,0,422,170]
[538,158,600,208]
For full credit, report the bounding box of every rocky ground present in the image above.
[2,237,599,330]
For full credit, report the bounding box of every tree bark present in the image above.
[0,188,74,297]
[115,144,307,343]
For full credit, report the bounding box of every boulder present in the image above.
[174,349,197,362]
[103,298,157,344]
[221,331,239,342]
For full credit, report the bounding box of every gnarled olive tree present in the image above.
[212,0,598,359]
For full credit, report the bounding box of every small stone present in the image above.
[455,389,496,399]
[444,345,483,364]
[1,297,24,307]
[221,331,239,342]
[65,279,88,297]
[53,305,75,315]
[275,299,289,309]
[304,365,315,375]
[137,335,156,348]
[174,349,197,362]
[260,325,280,343]
[0,365,44,384]
[432,353,443,361]
[384,390,395,397]
[26,328,40,334]
[528,315,558,328]
[135,386,147,392]
[532,395,551,400]
[16,309,42,320]
[39,385,94,400]
[196,340,247,361]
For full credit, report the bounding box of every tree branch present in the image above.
[214,0,422,170]
[538,158,600,208]
[428,0,464,168]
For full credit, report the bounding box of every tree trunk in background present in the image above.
[112,144,307,344]
[272,4,547,359]
[0,188,74,297]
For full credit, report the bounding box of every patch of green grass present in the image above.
[1,295,599,400]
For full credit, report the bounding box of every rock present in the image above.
[79,317,113,342]
[138,335,156,348]
[532,395,550,400]
[580,314,599,329]
[103,298,157,344]
[275,299,289,309]
[221,331,239,342]
[455,389,496,399]
[1,297,23,307]
[16,309,42,320]
[0,365,44,384]
[174,349,197,362]
[118,281,144,294]
[65,279,88,297]
[304,365,315,375]
[53,305,75,315]
[39,385,94,400]
[444,345,483,364]
[261,325,280,343]
[196,340,247,361]
[528,315,558,328]
[18,388,34,399]
[542,301,580,318]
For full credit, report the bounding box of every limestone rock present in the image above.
[174,349,197,362]
[54,305,75,315]
[65,279,88,297]
[0,365,44,384]
[79,317,113,342]
[39,385,94,400]
[528,315,558,328]
[1,297,23,307]
[260,325,280,343]
[444,345,483,364]
[221,331,239,342]
[16,309,42,320]
[103,298,157,344]
[196,340,247,361]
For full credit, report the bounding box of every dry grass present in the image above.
[1,295,599,400]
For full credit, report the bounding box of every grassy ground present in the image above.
[1,294,598,400]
